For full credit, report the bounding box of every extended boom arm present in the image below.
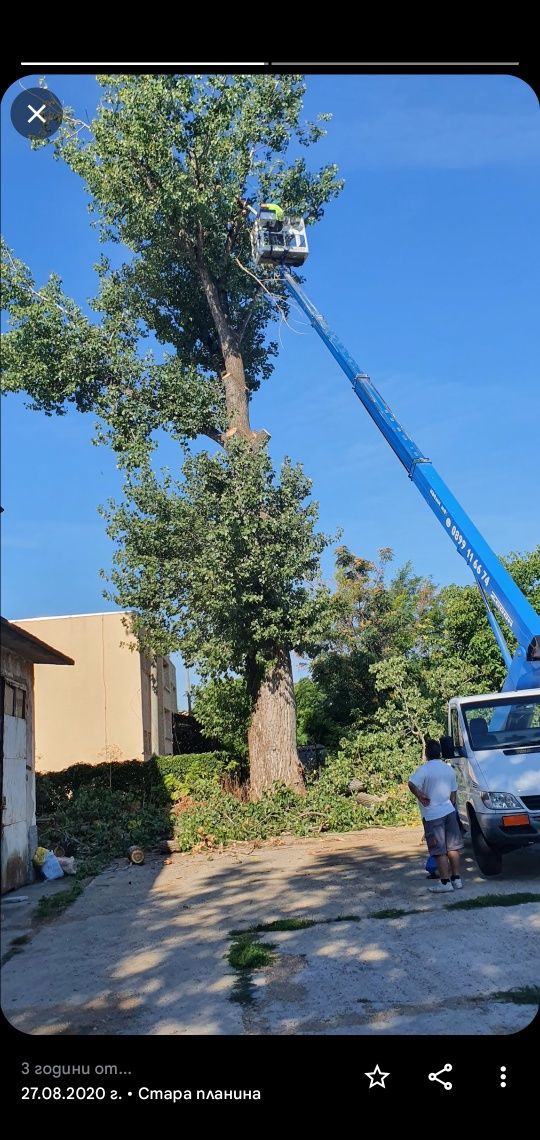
[281,269,540,691]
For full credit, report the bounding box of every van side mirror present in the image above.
[440,735,455,760]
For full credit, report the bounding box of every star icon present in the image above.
[365,1064,390,1089]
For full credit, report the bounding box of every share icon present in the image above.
[428,1064,452,1091]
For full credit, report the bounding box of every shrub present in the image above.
[172,764,416,852]
[37,784,171,869]
[192,678,251,761]
[36,760,150,813]
[36,753,233,813]
[35,748,417,870]
[335,727,419,795]
[153,752,233,785]
[35,753,235,873]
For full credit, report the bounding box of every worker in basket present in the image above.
[260,202,284,231]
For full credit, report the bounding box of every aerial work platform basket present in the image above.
[251,211,309,268]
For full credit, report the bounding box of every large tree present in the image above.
[426,546,540,694]
[302,546,439,746]
[310,545,540,782]
[1,74,343,796]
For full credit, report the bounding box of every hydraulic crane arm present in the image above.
[280,268,540,692]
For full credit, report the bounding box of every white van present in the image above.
[441,689,540,876]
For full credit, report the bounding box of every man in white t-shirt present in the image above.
[408,738,463,894]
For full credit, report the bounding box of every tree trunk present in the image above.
[248,649,305,799]
[197,257,269,447]
[221,350,251,437]
[197,250,304,796]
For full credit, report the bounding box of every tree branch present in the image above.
[136,157,196,262]
[237,297,260,345]
[222,200,247,267]
[64,111,93,135]
[3,247,71,317]
[196,243,238,358]
[233,256,300,333]
[202,426,225,447]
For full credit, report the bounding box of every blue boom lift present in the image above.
[251,210,540,875]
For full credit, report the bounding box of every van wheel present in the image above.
[469,813,502,877]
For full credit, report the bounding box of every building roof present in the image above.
[13,610,129,622]
[1,617,74,666]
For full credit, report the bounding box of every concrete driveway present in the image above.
[1,826,539,1035]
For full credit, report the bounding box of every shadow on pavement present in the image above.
[1,828,538,1035]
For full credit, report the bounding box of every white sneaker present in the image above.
[428,880,453,894]
[451,877,463,890]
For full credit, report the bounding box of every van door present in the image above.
[450,706,468,822]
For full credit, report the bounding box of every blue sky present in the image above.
[1,74,539,695]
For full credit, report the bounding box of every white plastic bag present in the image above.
[41,852,64,880]
[58,856,76,875]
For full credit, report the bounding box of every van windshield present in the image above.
[463,695,540,752]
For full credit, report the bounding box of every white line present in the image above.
[21,61,267,66]
[21,61,520,68]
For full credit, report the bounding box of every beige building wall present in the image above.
[15,613,145,772]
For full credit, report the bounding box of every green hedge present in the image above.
[153,752,232,782]
[34,753,418,872]
[36,753,232,814]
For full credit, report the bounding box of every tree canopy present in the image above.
[1,74,344,794]
[2,75,342,463]
[294,544,540,756]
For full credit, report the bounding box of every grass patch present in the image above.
[1,947,24,967]
[35,882,83,921]
[371,907,416,919]
[230,973,258,1006]
[248,917,317,933]
[230,914,361,937]
[491,986,540,1006]
[0,934,31,967]
[446,892,540,912]
[227,932,275,971]
[227,929,276,1004]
